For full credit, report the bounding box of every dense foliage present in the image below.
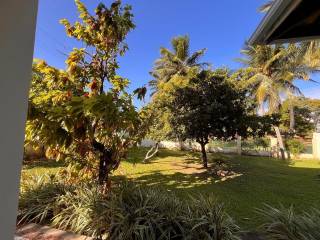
[285,139,305,156]
[19,174,320,240]
[25,0,146,187]
[237,43,317,159]
[280,98,314,137]
[170,69,276,167]
[258,205,320,240]
[146,36,208,143]
[19,176,240,240]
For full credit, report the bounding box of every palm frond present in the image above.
[258,0,275,13]
[186,48,207,66]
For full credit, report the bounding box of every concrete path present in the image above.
[16,223,93,240]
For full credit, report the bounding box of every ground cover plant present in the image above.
[18,175,240,240]
[257,205,320,240]
[21,148,320,230]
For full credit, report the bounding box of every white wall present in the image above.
[140,138,315,158]
[0,1,38,238]
[313,133,320,160]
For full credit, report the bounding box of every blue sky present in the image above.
[34,0,319,103]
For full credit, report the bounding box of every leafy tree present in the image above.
[170,70,276,168]
[279,98,314,137]
[289,97,320,133]
[256,1,320,156]
[305,98,320,130]
[26,0,146,189]
[142,72,197,162]
[143,36,208,161]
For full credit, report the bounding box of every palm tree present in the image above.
[258,0,320,142]
[239,44,313,159]
[145,36,209,154]
[149,35,208,95]
[259,0,320,69]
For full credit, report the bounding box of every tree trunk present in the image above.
[199,142,208,168]
[98,149,112,187]
[178,139,184,151]
[92,139,113,190]
[143,142,159,163]
[289,105,295,133]
[274,126,286,160]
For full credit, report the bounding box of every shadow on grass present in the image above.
[124,147,195,165]
[115,151,320,229]
[23,159,65,170]
[22,148,320,230]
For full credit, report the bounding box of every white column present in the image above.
[270,136,278,158]
[236,135,242,155]
[0,1,38,239]
[313,133,320,160]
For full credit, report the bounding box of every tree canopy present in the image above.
[169,69,276,167]
[145,36,208,144]
[26,0,146,189]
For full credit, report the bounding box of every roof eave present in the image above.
[249,0,302,45]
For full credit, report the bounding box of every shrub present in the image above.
[18,175,72,225]
[254,138,269,149]
[242,138,269,150]
[188,196,240,240]
[52,184,108,239]
[107,183,187,240]
[19,179,240,240]
[285,139,305,155]
[257,205,320,240]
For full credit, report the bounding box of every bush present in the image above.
[187,196,240,240]
[19,178,240,240]
[18,175,72,225]
[242,138,269,150]
[107,183,187,240]
[254,138,269,149]
[257,205,320,240]
[285,139,305,155]
[52,184,108,238]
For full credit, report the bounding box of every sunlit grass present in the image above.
[22,147,320,230]
[290,159,320,169]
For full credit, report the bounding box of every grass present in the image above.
[21,159,64,177]
[21,147,320,230]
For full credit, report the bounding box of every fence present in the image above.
[140,139,272,157]
[140,136,318,159]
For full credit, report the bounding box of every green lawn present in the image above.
[21,147,320,230]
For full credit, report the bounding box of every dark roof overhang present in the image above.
[249,0,320,45]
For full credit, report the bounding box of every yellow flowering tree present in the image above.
[26,0,146,189]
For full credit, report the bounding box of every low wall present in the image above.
[140,139,271,157]
[140,139,316,159]
[297,153,314,159]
